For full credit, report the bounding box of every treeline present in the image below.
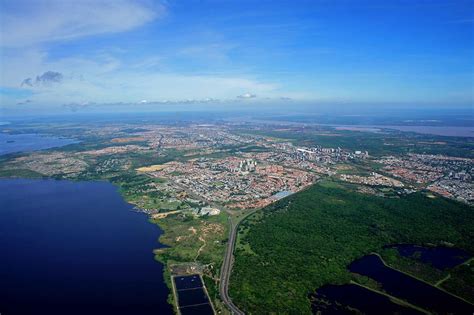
[229,181,474,314]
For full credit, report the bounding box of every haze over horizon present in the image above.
[0,0,473,115]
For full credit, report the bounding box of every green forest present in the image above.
[229,181,474,314]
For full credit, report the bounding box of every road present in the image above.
[219,216,245,315]
[171,180,245,314]
[173,180,244,314]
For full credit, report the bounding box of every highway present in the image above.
[175,180,244,314]
[219,216,245,315]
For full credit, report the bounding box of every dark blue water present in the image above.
[349,254,474,314]
[0,133,77,155]
[174,275,203,290]
[180,303,214,315]
[177,288,209,307]
[312,284,423,315]
[387,244,471,269]
[0,179,173,315]
[174,275,213,315]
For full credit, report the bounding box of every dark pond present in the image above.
[174,274,204,290]
[177,287,209,307]
[312,283,423,315]
[386,244,471,269]
[0,133,78,155]
[0,179,173,315]
[174,275,213,315]
[349,254,474,314]
[180,303,214,315]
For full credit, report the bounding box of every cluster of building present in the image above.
[294,146,369,163]
[151,156,316,209]
[12,121,471,215]
[136,125,254,151]
[131,127,374,210]
[339,172,404,188]
[82,145,147,156]
[427,180,473,204]
[376,155,444,184]
[13,152,88,176]
[256,144,369,176]
[120,125,372,210]
[376,154,473,204]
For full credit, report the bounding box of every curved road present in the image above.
[219,216,245,315]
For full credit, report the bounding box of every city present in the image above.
[1,0,473,314]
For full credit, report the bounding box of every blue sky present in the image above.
[0,0,473,112]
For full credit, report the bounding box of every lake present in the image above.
[0,133,78,155]
[386,244,471,269]
[349,254,474,314]
[312,283,423,315]
[0,179,173,315]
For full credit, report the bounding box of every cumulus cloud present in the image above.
[237,92,257,99]
[21,78,34,87]
[0,45,280,107]
[10,70,277,107]
[36,71,63,84]
[0,0,163,47]
[21,71,63,87]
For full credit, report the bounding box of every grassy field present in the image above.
[230,180,474,314]
[152,211,229,312]
[153,212,228,266]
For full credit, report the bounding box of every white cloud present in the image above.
[0,47,279,106]
[0,0,163,47]
[0,0,290,109]
[26,71,276,105]
[237,92,256,99]
[0,49,120,88]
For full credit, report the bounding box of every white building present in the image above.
[199,207,221,216]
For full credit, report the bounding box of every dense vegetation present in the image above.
[230,181,474,314]
[441,260,474,303]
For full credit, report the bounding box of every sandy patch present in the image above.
[136,164,168,172]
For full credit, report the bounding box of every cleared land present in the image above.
[136,164,168,172]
